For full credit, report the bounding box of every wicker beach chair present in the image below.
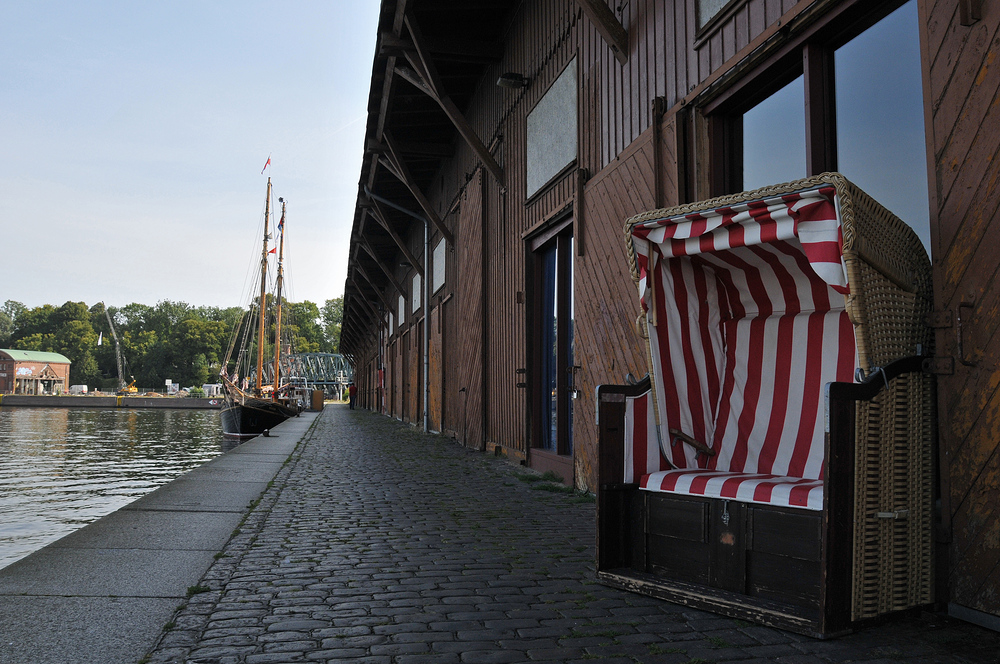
[596,173,934,637]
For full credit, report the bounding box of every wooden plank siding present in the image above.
[343,6,1000,629]
[922,0,1000,620]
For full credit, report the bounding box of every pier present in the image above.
[0,394,221,409]
[1,407,998,664]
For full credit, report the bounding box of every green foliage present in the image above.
[321,297,343,353]
[4,297,340,390]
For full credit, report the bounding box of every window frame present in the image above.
[701,0,908,197]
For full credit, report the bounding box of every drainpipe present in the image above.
[423,218,430,433]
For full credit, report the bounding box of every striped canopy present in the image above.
[624,185,859,506]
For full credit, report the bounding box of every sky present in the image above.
[1,1,380,311]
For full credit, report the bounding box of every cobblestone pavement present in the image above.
[144,406,1000,664]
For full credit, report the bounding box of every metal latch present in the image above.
[923,357,954,375]
[876,509,909,520]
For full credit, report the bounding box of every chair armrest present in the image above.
[597,377,651,488]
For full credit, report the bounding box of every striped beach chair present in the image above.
[596,173,934,638]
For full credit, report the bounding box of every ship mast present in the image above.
[255,178,272,394]
[272,198,286,399]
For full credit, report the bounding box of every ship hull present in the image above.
[220,393,299,438]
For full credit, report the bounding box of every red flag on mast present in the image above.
[261,155,271,174]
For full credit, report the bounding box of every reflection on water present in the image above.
[0,407,228,570]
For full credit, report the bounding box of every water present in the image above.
[0,407,230,570]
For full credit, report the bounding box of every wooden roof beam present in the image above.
[365,200,424,277]
[382,130,455,246]
[355,263,393,312]
[360,236,408,297]
[379,31,501,63]
[399,13,504,187]
[576,0,629,65]
[367,138,453,159]
[348,279,385,327]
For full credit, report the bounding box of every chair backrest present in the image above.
[625,184,859,481]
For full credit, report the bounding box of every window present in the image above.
[710,0,930,254]
[698,0,732,29]
[432,239,446,293]
[411,274,421,314]
[743,76,806,191]
[526,58,577,197]
[389,312,394,333]
[397,295,405,327]
[834,1,930,250]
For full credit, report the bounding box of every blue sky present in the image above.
[1,2,379,310]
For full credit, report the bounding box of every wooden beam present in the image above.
[360,236,408,297]
[576,0,628,65]
[366,201,424,276]
[356,263,393,311]
[401,14,504,186]
[393,64,435,97]
[379,31,501,63]
[348,278,384,327]
[382,130,455,246]
[367,138,453,159]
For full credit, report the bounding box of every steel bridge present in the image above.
[280,353,353,397]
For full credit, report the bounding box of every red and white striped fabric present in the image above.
[624,185,857,511]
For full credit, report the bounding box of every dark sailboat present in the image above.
[219,177,301,438]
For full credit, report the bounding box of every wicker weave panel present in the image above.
[851,371,934,620]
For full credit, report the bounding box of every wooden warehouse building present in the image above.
[340,0,1000,628]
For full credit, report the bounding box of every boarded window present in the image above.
[398,295,405,327]
[527,58,577,197]
[389,312,394,333]
[432,239,446,293]
[411,274,421,313]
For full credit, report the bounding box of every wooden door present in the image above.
[457,170,485,448]
[429,304,443,432]
[922,0,1000,622]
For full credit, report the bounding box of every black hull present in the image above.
[221,396,298,438]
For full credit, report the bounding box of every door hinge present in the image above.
[923,357,954,375]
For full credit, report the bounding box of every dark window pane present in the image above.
[540,244,558,452]
[743,76,807,191]
[835,0,930,254]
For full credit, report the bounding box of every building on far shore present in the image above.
[0,349,71,395]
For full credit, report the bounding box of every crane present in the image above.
[102,303,137,395]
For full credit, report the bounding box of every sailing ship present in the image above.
[219,177,302,438]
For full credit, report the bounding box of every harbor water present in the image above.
[0,407,229,570]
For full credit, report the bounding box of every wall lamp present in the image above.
[496,72,529,89]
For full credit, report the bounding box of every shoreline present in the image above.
[0,394,221,409]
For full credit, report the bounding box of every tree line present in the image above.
[0,298,343,390]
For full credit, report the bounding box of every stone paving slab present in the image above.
[143,406,1000,664]
[0,595,178,664]
[0,410,317,664]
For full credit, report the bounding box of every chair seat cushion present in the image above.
[641,469,824,511]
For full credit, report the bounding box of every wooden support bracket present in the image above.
[576,0,629,65]
[397,13,505,186]
[366,202,424,277]
[359,237,407,298]
[382,130,455,246]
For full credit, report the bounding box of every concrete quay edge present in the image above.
[0,409,319,664]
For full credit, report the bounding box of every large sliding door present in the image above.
[530,223,575,484]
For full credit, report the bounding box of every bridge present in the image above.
[281,353,353,398]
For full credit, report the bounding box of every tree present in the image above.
[321,297,343,353]
[0,301,25,346]
[286,300,324,353]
